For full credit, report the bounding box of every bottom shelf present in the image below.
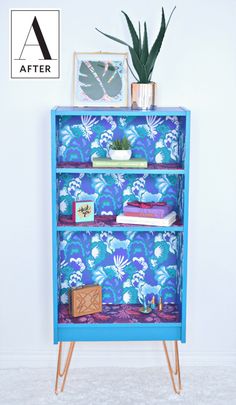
[59,303,180,324]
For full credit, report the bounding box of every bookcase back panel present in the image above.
[57,115,186,165]
[59,231,182,307]
[58,173,184,220]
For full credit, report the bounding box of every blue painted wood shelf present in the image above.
[51,106,190,344]
[57,215,184,232]
[56,162,185,175]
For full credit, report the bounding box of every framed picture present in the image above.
[73,52,128,107]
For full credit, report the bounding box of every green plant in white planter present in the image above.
[96,7,176,109]
[109,137,132,160]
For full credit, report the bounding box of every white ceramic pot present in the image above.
[109,149,132,161]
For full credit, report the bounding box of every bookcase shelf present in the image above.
[56,162,185,175]
[57,215,183,232]
[51,106,190,345]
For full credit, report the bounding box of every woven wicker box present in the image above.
[69,284,102,317]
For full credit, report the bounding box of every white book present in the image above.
[116,211,177,226]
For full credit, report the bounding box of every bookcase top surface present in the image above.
[52,106,190,116]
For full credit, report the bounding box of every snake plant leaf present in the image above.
[121,11,140,57]
[126,59,139,81]
[129,47,147,83]
[166,6,176,30]
[141,22,149,64]
[138,21,142,57]
[95,28,130,47]
[145,7,166,78]
[79,61,122,100]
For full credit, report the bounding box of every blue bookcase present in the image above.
[51,106,190,347]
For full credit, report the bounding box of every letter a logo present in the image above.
[19,17,52,60]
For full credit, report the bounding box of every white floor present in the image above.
[0,367,236,405]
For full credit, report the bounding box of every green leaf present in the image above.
[145,7,166,79]
[141,22,149,64]
[95,28,130,47]
[79,61,122,100]
[129,47,148,83]
[138,21,142,57]
[127,59,139,81]
[121,11,140,56]
[166,6,176,31]
[111,136,131,150]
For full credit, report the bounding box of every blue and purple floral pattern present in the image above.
[58,173,183,219]
[57,115,186,165]
[59,231,182,306]
[56,113,186,313]
[59,303,180,324]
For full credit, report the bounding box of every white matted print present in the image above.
[73,52,128,107]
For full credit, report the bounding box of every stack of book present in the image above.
[92,158,147,168]
[116,201,177,226]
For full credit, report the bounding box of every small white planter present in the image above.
[109,149,132,161]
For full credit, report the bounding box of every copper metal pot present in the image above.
[131,82,156,110]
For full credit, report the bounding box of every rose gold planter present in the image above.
[131,82,156,110]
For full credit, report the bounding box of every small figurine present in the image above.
[158,297,163,312]
[150,296,156,310]
[139,299,152,314]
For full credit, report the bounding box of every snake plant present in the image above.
[96,7,176,83]
[110,137,131,150]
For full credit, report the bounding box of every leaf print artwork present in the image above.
[79,61,122,101]
[73,53,128,107]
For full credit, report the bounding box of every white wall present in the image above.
[1,0,236,368]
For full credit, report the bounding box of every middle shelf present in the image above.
[57,215,184,232]
[57,172,185,224]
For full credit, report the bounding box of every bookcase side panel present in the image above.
[181,111,191,342]
[51,110,59,343]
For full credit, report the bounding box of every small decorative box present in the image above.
[72,200,94,223]
[69,284,102,317]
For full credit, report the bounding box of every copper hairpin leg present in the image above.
[55,340,181,395]
[162,340,182,394]
[55,342,75,394]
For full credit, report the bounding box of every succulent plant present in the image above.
[96,7,176,84]
[110,137,131,150]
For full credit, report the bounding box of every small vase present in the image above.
[131,82,156,110]
[109,149,132,161]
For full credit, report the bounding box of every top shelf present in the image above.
[56,162,185,175]
[52,106,189,117]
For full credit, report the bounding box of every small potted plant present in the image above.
[109,137,131,160]
[96,7,176,110]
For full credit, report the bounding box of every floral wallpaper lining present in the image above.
[58,173,184,220]
[57,115,185,165]
[59,231,182,306]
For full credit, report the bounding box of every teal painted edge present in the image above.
[56,323,181,342]
[51,110,58,344]
[53,107,187,117]
[56,226,184,232]
[181,110,191,343]
[56,168,185,175]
